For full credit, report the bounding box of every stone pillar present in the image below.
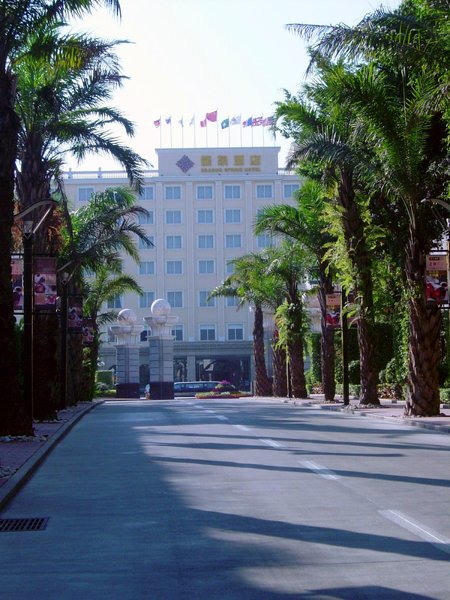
[110,308,141,398]
[144,299,179,400]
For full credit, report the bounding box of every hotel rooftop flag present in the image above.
[262,116,275,127]
[200,118,207,128]
[221,118,230,129]
[178,117,184,127]
[189,115,195,126]
[206,110,218,122]
[243,117,253,127]
[154,118,161,128]
[230,115,241,126]
[252,116,263,126]
[165,116,172,125]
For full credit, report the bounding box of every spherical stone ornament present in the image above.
[117,308,137,325]
[151,298,171,316]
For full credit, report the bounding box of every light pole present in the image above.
[59,272,69,409]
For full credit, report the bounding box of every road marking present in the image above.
[204,409,216,414]
[216,415,228,421]
[380,510,450,554]
[299,460,341,480]
[234,424,250,431]
[260,438,284,448]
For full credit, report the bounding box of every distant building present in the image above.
[62,146,299,389]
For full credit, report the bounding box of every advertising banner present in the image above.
[82,318,95,345]
[11,258,23,311]
[33,256,57,310]
[68,296,83,333]
[426,254,449,305]
[326,293,341,329]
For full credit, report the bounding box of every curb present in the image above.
[319,403,450,434]
[0,401,103,512]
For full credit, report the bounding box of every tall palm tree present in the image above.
[209,253,278,397]
[59,186,152,406]
[81,265,142,401]
[13,23,145,419]
[0,0,121,435]
[275,63,381,406]
[286,0,449,415]
[255,178,337,401]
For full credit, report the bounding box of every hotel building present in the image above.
[62,146,299,389]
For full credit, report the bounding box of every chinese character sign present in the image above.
[426,254,449,305]
[326,293,341,328]
[34,257,57,310]
[11,258,23,311]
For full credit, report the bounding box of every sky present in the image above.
[70,0,401,172]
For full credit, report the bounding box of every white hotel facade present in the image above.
[63,146,299,390]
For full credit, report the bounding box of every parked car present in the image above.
[174,381,221,397]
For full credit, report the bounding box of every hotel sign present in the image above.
[200,153,262,173]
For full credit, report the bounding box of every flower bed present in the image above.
[195,380,251,399]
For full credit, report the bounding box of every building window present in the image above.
[197,209,214,224]
[165,210,182,224]
[166,260,182,275]
[200,325,216,341]
[138,211,154,225]
[166,235,182,249]
[172,325,183,341]
[227,324,244,341]
[164,185,181,200]
[139,236,154,249]
[257,233,273,248]
[107,295,122,309]
[139,291,155,309]
[199,291,215,307]
[139,261,155,275]
[197,185,213,200]
[284,183,299,198]
[140,329,150,342]
[225,234,241,248]
[167,291,183,308]
[78,187,94,202]
[256,184,273,199]
[198,260,214,274]
[140,186,154,200]
[224,185,241,199]
[198,234,214,249]
[224,209,241,224]
[226,260,235,275]
[226,295,239,307]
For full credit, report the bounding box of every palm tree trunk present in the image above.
[253,304,272,396]
[272,342,287,397]
[0,72,31,435]
[288,337,308,398]
[405,234,441,416]
[318,264,335,401]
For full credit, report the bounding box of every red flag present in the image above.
[154,119,161,128]
[200,119,207,128]
[206,110,217,122]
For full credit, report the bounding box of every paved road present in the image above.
[1,399,449,599]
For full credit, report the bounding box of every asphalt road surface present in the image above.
[1,399,449,599]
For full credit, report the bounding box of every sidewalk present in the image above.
[1,395,449,511]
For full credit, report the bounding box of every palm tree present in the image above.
[59,186,152,406]
[13,23,146,419]
[209,253,277,397]
[81,265,142,401]
[286,0,449,414]
[0,0,121,435]
[255,178,337,401]
[274,61,381,406]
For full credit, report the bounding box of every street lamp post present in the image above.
[22,221,34,419]
[59,272,69,409]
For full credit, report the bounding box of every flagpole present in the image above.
[170,121,173,148]
[216,109,219,147]
[181,117,184,148]
[228,118,231,147]
[193,116,196,148]
[159,116,162,148]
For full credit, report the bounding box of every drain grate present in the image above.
[0,518,49,532]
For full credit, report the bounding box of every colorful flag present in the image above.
[206,110,218,122]
[165,116,172,125]
[243,117,253,127]
[154,119,161,128]
[252,116,263,126]
[262,116,275,127]
[189,115,195,126]
[200,119,207,128]
[230,115,241,125]
[178,117,184,127]
[221,118,230,129]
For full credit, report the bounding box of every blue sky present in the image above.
[71,0,401,171]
